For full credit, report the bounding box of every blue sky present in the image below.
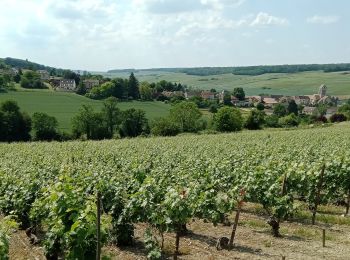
[0,0,349,71]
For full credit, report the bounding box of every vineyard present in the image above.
[1,124,350,259]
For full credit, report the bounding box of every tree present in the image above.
[316,104,327,116]
[265,115,280,128]
[32,112,58,141]
[102,97,121,136]
[0,76,6,90]
[13,73,21,83]
[87,82,114,99]
[223,94,233,106]
[112,78,127,99]
[245,110,265,130]
[213,106,243,132]
[151,117,181,136]
[128,72,139,99]
[139,82,153,101]
[76,82,87,95]
[209,104,218,113]
[0,100,31,142]
[20,71,45,89]
[233,88,245,101]
[170,102,202,133]
[256,102,265,111]
[72,105,110,140]
[120,109,149,137]
[63,70,80,85]
[287,100,298,115]
[273,104,287,117]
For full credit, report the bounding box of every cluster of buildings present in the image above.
[0,67,19,77]
[34,69,100,92]
[51,78,100,92]
[179,84,334,106]
[253,85,335,107]
[162,84,338,115]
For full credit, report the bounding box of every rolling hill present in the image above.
[0,87,170,131]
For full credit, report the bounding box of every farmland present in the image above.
[1,123,350,259]
[0,87,170,131]
[100,70,350,97]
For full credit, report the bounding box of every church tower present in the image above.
[319,84,327,97]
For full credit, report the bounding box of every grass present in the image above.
[98,70,350,96]
[242,201,350,227]
[241,219,268,229]
[0,87,170,131]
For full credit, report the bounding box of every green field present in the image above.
[100,70,350,96]
[0,88,170,131]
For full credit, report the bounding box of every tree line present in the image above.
[1,98,350,142]
[175,64,350,76]
[83,73,186,101]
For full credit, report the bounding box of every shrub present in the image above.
[265,115,280,128]
[151,117,181,136]
[120,109,150,137]
[245,110,265,130]
[330,113,347,123]
[0,100,32,142]
[278,114,299,128]
[273,104,287,117]
[310,115,328,124]
[256,102,265,111]
[209,104,218,113]
[32,112,59,141]
[30,174,108,259]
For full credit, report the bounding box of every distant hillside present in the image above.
[1,57,72,76]
[108,63,350,76]
[107,68,179,74]
[3,57,55,71]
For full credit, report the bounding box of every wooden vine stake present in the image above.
[174,228,180,260]
[96,191,101,260]
[322,229,326,247]
[229,189,245,247]
[345,189,350,216]
[174,189,187,259]
[312,164,325,225]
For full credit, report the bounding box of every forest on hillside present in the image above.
[108,63,350,76]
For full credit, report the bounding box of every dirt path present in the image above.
[8,211,350,259]
[9,230,45,260]
[105,212,350,260]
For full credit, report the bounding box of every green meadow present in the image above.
[0,88,170,131]
[101,70,350,96]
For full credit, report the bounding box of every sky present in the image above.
[0,0,349,71]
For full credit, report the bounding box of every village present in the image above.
[0,65,341,119]
[31,68,339,118]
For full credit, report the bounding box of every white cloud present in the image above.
[200,0,245,10]
[134,0,245,13]
[251,12,289,27]
[307,15,339,24]
[1,0,311,70]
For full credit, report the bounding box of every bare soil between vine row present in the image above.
[9,206,350,260]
